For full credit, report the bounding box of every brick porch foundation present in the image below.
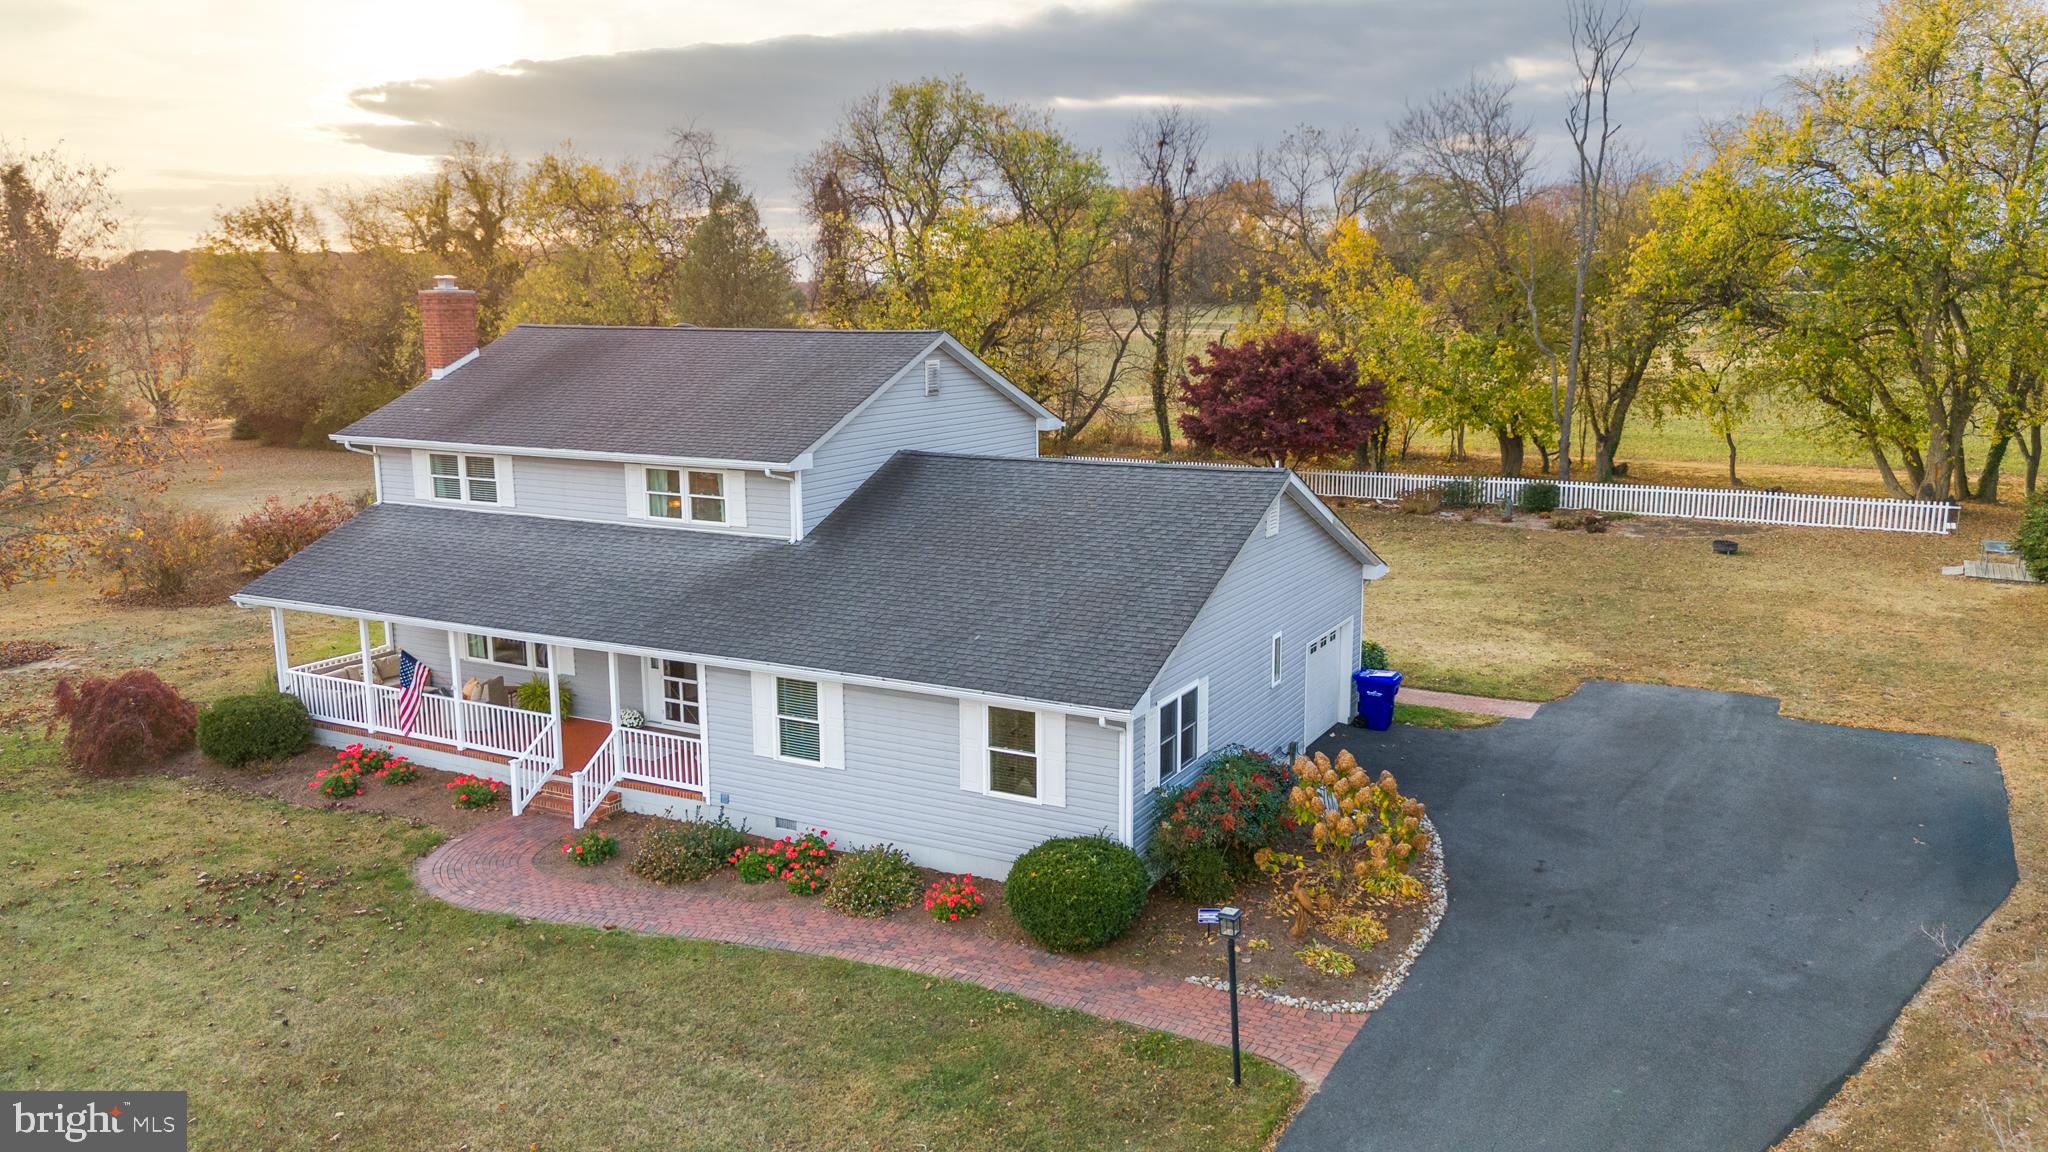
[414,815,1366,1085]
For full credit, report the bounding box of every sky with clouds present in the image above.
[4,0,1867,249]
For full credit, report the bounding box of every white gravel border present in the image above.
[1184,815,1448,1015]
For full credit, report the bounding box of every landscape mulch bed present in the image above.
[178,757,1437,1004]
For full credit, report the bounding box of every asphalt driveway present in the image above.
[1282,681,2016,1152]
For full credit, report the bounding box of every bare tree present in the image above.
[101,252,199,424]
[1124,106,1222,453]
[1558,0,1641,482]
[1240,124,1396,261]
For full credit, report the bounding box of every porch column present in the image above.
[606,650,620,727]
[546,645,564,773]
[446,629,467,751]
[269,607,289,692]
[359,618,379,734]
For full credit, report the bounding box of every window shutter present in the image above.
[624,464,647,519]
[958,698,987,791]
[494,455,515,506]
[1144,703,1162,789]
[725,471,748,528]
[411,451,432,500]
[1195,679,1210,758]
[818,680,844,768]
[750,673,776,757]
[1039,712,1066,807]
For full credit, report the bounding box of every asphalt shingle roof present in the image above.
[336,325,947,462]
[239,453,1308,711]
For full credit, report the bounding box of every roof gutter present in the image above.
[326,434,798,473]
[233,592,1134,722]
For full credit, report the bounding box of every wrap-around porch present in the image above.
[265,608,707,826]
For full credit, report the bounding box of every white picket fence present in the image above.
[1068,456,1958,535]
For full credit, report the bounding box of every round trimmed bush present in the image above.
[197,692,313,768]
[1004,835,1150,952]
[1359,640,1389,671]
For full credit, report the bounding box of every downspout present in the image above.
[340,440,380,504]
[1107,714,1135,848]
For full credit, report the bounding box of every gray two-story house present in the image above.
[234,277,1388,877]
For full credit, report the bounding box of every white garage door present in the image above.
[1304,620,1352,745]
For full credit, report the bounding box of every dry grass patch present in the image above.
[1342,503,2046,1150]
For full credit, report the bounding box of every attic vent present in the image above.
[924,358,941,396]
[773,816,800,831]
[1265,506,1280,537]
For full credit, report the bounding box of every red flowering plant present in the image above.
[1146,748,1292,901]
[729,830,835,893]
[331,743,419,785]
[924,875,984,923]
[562,829,618,866]
[447,774,503,809]
[309,760,366,799]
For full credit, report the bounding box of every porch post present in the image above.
[606,650,620,727]
[359,618,379,734]
[269,607,289,692]
[546,646,564,773]
[446,629,467,751]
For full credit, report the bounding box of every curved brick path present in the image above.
[415,815,1365,1084]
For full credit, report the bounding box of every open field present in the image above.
[1339,501,2046,1149]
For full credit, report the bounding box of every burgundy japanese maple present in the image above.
[1176,328,1386,468]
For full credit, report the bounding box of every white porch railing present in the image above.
[289,646,394,677]
[509,726,562,816]
[281,664,559,758]
[570,727,705,828]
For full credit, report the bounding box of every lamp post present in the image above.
[1216,906,1244,1086]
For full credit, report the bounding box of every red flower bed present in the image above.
[924,875,984,922]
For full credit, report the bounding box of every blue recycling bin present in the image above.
[1354,669,1403,731]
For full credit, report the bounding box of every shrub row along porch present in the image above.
[267,608,705,824]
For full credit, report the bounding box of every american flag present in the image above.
[395,650,431,737]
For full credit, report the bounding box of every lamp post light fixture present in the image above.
[1216,906,1244,1086]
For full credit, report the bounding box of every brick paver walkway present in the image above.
[415,816,1366,1084]
[1399,687,1542,720]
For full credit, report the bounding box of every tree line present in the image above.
[5,0,2045,593]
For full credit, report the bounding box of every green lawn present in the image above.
[0,737,1297,1150]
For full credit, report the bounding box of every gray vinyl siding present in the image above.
[376,448,793,540]
[694,667,1121,878]
[1129,495,1366,857]
[800,349,1040,534]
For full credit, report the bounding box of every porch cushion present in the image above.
[373,654,400,683]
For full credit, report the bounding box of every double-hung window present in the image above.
[631,466,743,526]
[986,707,1038,800]
[420,452,507,505]
[775,677,822,762]
[1156,682,1201,781]
[462,633,569,673]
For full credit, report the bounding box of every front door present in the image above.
[1303,620,1352,745]
[641,658,704,733]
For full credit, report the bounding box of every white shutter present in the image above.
[1038,711,1066,807]
[1144,703,1162,789]
[493,455,516,506]
[751,672,776,757]
[411,450,432,500]
[1195,678,1210,758]
[725,471,748,528]
[624,464,647,519]
[958,698,987,791]
[818,680,844,769]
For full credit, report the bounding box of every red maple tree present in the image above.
[1176,328,1386,468]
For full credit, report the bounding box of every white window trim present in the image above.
[624,464,749,528]
[460,632,574,676]
[1270,631,1285,688]
[1147,678,1208,790]
[958,698,1066,807]
[412,451,515,506]
[750,672,843,769]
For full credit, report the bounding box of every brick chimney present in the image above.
[419,274,478,377]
